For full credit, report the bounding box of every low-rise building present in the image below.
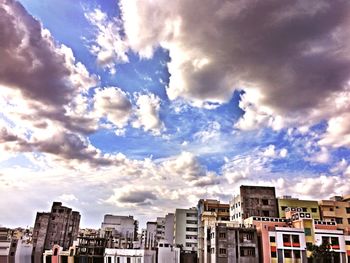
[319,195,350,233]
[277,196,321,219]
[158,240,180,263]
[104,248,156,263]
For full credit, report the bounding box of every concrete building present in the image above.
[164,213,175,245]
[145,222,157,249]
[104,248,156,263]
[43,244,75,263]
[32,202,80,263]
[245,206,350,263]
[157,240,180,263]
[230,185,278,223]
[174,208,198,253]
[197,200,230,263]
[101,215,138,248]
[0,227,32,263]
[75,235,106,263]
[209,222,259,263]
[319,195,350,233]
[277,196,321,219]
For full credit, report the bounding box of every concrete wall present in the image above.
[174,208,198,252]
[278,198,320,219]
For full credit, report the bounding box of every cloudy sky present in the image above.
[1,0,350,229]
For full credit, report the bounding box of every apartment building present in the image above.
[32,202,80,263]
[100,215,138,248]
[197,199,230,263]
[278,196,321,219]
[230,185,278,222]
[209,222,259,263]
[0,227,32,263]
[319,195,350,233]
[155,213,174,245]
[174,208,198,252]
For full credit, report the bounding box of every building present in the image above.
[277,196,321,219]
[104,248,156,263]
[164,213,175,245]
[209,222,259,263]
[100,215,138,248]
[197,199,230,263]
[174,208,198,253]
[230,185,278,222]
[32,202,80,263]
[157,240,180,263]
[43,244,75,263]
[145,222,157,249]
[319,195,350,233]
[75,235,107,263]
[245,206,350,263]
[0,227,32,263]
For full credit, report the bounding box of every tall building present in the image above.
[100,215,138,248]
[277,196,321,219]
[32,202,80,263]
[197,199,230,263]
[174,208,198,252]
[319,195,350,233]
[230,185,278,222]
[145,222,157,249]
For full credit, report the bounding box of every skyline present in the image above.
[1,0,350,229]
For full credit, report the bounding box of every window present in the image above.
[346,207,350,213]
[219,232,226,238]
[292,235,300,246]
[269,236,276,243]
[348,218,350,224]
[281,206,287,211]
[262,210,269,217]
[127,257,131,263]
[10,252,15,256]
[219,248,227,254]
[117,257,120,263]
[270,251,277,258]
[165,244,169,247]
[304,228,312,236]
[186,220,197,224]
[311,208,317,213]
[294,250,301,258]
[335,218,343,224]
[302,207,307,212]
[240,247,255,257]
[284,250,292,258]
[345,241,350,245]
[283,234,291,246]
[186,227,197,232]
[331,237,339,246]
[262,199,269,205]
[330,208,334,211]
[53,248,58,256]
[186,213,197,218]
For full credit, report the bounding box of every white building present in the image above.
[174,208,198,252]
[104,248,156,263]
[101,215,137,248]
[146,222,157,249]
[157,240,180,263]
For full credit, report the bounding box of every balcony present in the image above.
[322,211,336,217]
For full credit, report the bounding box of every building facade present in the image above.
[101,215,138,249]
[319,196,350,233]
[197,200,230,263]
[277,196,321,219]
[230,185,278,222]
[209,223,259,263]
[174,208,198,253]
[32,202,80,263]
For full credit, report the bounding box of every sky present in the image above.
[0,0,350,229]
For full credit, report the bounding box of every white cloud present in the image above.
[85,8,129,74]
[94,87,132,129]
[58,194,78,202]
[132,93,164,135]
